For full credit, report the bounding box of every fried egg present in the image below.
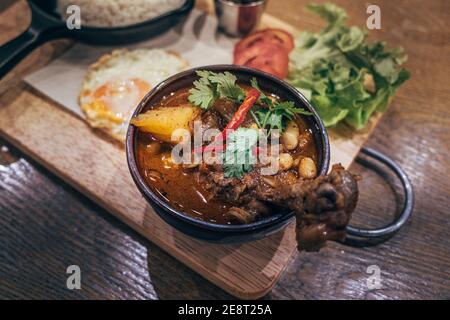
[79,49,189,141]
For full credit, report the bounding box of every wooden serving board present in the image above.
[0,0,380,299]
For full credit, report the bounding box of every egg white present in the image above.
[79,49,189,141]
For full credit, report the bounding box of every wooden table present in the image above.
[0,0,449,299]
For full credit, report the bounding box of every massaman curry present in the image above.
[132,71,359,251]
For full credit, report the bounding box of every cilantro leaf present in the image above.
[188,80,216,110]
[196,70,214,79]
[188,70,245,109]
[209,71,246,102]
[223,164,248,179]
[209,71,238,86]
[223,128,258,178]
[256,109,284,132]
[188,71,217,110]
[274,101,313,118]
[251,78,313,132]
[251,77,274,107]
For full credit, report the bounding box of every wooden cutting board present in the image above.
[0,0,381,299]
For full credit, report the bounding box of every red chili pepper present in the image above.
[223,88,260,133]
[196,143,264,155]
[194,89,260,154]
[194,139,225,154]
[192,133,221,154]
[253,146,265,156]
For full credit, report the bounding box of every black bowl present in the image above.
[126,65,330,244]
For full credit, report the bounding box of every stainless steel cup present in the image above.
[214,0,267,37]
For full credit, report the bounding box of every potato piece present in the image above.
[131,105,200,143]
[299,157,317,179]
[281,121,299,150]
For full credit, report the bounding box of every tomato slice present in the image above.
[235,44,289,79]
[233,28,294,78]
[233,40,267,65]
[234,28,295,55]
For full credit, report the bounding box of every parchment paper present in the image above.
[25,9,237,118]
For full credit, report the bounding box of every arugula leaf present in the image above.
[287,2,410,129]
[223,128,258,178]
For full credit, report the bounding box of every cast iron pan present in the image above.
[0,0,195,79]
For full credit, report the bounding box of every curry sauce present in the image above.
[136,86,318,224]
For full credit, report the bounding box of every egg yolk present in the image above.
[82,78,152,124]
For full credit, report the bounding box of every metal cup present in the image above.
[214,0,267,37]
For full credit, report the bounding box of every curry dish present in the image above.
[132,71,359,251]
[136,87,318,224]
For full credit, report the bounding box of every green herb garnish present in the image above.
[250,77,273,107]
[223,128,258,178]
[209,72,246,102]
[188,71,245,110]
[250,77,312,132]
[188,72,313,179]
[188,71,311,133]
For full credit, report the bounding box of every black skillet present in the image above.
[0,0,195,79]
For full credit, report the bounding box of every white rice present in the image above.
[57,0,185,27]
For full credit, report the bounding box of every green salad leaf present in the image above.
[288,2,410,129]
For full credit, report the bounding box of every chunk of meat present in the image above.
[212,99,237,123]
[293,165,359,251]
[228,200,270,224]
[197,163,359,252]
[191,109,224,133]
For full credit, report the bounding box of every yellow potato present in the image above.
[131,105,200,142]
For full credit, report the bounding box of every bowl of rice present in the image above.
[55,0,195,43]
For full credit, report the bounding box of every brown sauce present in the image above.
[136,86,318,224]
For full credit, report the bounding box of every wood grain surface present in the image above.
[0,0,374,299]
[0,0,449,299]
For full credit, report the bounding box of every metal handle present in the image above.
[343,147,414,246]
[0,2,65,79]
[0,28,44,79]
